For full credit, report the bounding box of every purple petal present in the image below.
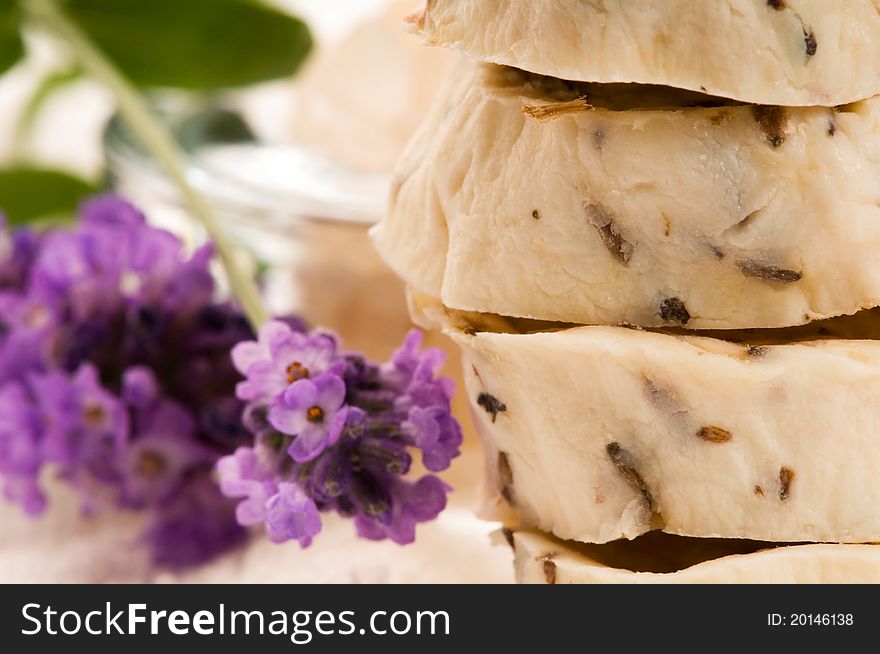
[259,320,295,348]
[405,475,451,521]
[287,423,331,463]
[79,194,145,227]
[121,366,159,410]
[314,373,346,412]
[323,406,348,449]
[354,512,388,541]
[216,448,264,496]
[268,404,308,437]
[265,482,321,547]
[234,488,271,526]
[280,377,318,410]
[231,341,265,376]
[267,329,310,363]
[231,321,292,374]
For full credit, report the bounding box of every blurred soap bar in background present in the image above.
[283,0,456,172]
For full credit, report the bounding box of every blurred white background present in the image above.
[0,0,395,178]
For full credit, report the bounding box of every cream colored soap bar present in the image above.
[373,64,880,330]
[411,294,880,544]
[412,0,880,106]
[512,531,880,584]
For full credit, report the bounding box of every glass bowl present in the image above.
[103,105,411,360]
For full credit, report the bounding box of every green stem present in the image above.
[24,0,270,330]
[12,66,82,160]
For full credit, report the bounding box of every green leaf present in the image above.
[0,167,99,225]
[64,0,313,89]
[0,0,25,75]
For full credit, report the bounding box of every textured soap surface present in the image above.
[512,531,880,584]
[373,63,880,330]
[412,0,880,106]
[408,293,880,544]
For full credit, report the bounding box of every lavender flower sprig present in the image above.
[0,195,463,564]
[218,324,462,547]
[1,0,463,565]
[0,196,264,566]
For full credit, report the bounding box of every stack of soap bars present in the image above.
[373,0,880,583]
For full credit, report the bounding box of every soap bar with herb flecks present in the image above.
[413,292,880,544]
[511,531,880,584]
[372,63,880,330]
[412,0,880,106]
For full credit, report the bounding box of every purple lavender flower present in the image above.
[232,320,338,402]
[298,410,450,545]
[384,330,455,410]
[264,482,321,546]
[220,328,462,548]
[142,473,246,569]
[268,372,348,462]
[402,405,462,472]
[0,194,262,567]
[0,285,53,328]
[28,365,128,490]
[216,446,278,526]
[0,218,40,290]
[0,192,462,562]
[0,381,45,515]
[218,447,322,549]
[367,331,462,471]
[30,195,186,318]
[121,365,160,409]
[69,365,129,450]
[119,396,211,508]
[0,336,43,389]
[353,475,450,545]
[78,193,147,227]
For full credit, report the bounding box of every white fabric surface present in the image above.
[0,480,513,584]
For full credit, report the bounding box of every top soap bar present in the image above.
[412,0,880,106]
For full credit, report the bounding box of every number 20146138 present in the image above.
[768,613,854,627]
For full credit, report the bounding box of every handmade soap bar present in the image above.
[511,531,880,584]
[411,0,880,106]
[411,293,880,544]
[373,64,880,330]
